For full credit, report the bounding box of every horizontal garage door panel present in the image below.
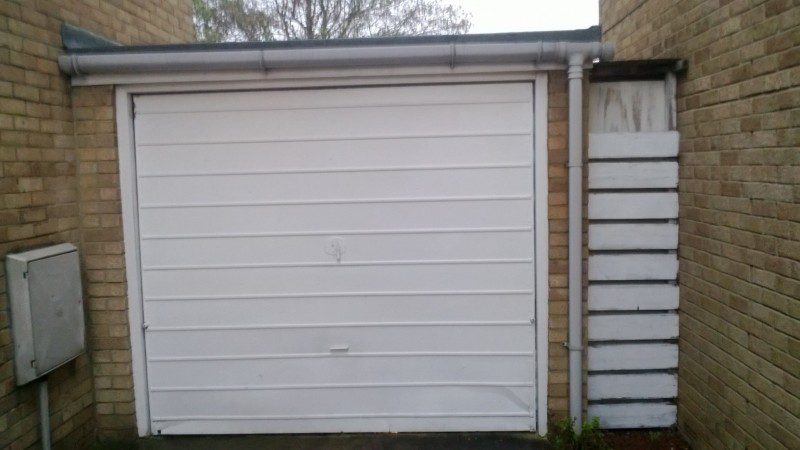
[135,102,531,146]
[148,356,534,387]
[134,83,536,434]
[138,168,532,205]
[144,294,533,327]
[140,232,533,267]
[142,263,533,298]
[136,135,532,176]
[149,386,531,418]
[139,200,532,237]
[134,83,533,113]
[155,417,530,435]
[146,325,533,357]
[135,84,532,146]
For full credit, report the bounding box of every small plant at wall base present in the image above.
[547,416,611,450]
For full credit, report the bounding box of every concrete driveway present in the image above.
[94,432,550,450]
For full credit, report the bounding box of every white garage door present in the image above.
[133,83,537,434]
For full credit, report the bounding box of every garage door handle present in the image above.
[330,345,349,353]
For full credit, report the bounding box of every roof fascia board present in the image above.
[60,40,613,83]
[69,62,567,88]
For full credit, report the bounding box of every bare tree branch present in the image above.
[193,0,471,42]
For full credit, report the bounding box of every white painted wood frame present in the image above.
[587,79,679,430]
[116,69,551,437]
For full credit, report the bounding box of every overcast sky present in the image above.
[446,0,599,34]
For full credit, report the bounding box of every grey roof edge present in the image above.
[61,23,120,50]
[64,25,601,54]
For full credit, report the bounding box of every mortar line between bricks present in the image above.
[677,322,797,447]
[680,301,800,413]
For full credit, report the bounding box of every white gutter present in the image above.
[567,53,586,431]
[58,41,612,75]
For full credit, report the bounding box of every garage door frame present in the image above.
[115,68,550,437]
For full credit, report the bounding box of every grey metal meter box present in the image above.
[6,243,85,385]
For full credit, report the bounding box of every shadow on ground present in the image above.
[93,432,549,450]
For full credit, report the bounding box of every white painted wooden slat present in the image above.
[589,313,678,341]
[588,161,678,189]
[589,223,678,250]
[588,284,679,311]
[587,403,677,429]
[588,373,677,400]
[588,131,679,159]
[589,192,678,220]
[589,254,678,281]
[588,343,678,371]
[589,81,668,133]
[148,355,535,388]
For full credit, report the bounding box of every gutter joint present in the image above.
[567,54,585,79]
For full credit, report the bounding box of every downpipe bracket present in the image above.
[563,341,584,352]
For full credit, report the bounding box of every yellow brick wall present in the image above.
[600,1,800,449]
[73,85,138,438]
[547,71,570,417]
[0,0,194,446]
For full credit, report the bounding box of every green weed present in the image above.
[547,416,611,450]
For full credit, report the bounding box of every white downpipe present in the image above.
[567,53,585,431]
[58,41,613,75]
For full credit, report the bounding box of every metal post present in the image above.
[38,379,51,450]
